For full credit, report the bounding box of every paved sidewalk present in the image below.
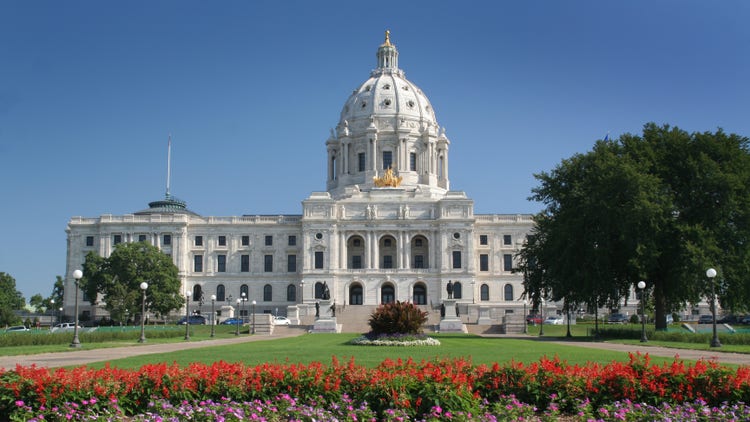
[1,332,748,370]
[0,332,299,370]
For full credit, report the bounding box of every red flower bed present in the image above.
[1,353,748,419]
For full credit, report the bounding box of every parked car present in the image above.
[543,315,564,325]
[698,315,714,324]
[176,315,207,325]
[740,315,750,325]
[53,323,81,331]
[666,314,674,324]
[5,325,30,332]
[608,313,629,324]
[221,318,244,325]
[718,315,740,324]
[273,316,291,326]
[526,314,543,325]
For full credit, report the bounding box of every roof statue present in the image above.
[373,166,403,188]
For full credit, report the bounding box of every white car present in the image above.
[273,316,291,325]
[543,315,564,325]
[5,325,30,332]
[53,323,81,331]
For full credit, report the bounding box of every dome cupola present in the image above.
[326,31,451,199]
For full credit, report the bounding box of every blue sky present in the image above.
[1,1,748,301]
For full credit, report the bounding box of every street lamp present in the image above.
[210,294,216,338]
[707,268,721,348]
[70,269,83,348]
[58,307,63,327]
[523,299,527,334]
[138,282,148,343]
[638,281,647,343]
[235,298,241,336]
[251,300,257,335]
[471,279,476,304]
[184,291,191,341]
[50,299,55,328]
[300,280,305,303]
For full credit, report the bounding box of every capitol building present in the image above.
[64,32,537,331]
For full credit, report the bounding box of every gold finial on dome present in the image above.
[373,166,403,187]
[382,29,392,46]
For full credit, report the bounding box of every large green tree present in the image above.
[81,242,183,323]
[520,123,750,329]
[0,272,25,326]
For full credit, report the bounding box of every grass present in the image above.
[85,332,690,370]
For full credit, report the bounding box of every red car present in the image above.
[526,314,543,325]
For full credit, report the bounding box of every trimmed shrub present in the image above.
[368,301,427,335]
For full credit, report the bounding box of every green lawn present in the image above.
[85,332,687,370]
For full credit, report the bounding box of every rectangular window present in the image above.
[264,254,273,272]
[409,152,417,171]
[217,255,226,272]
[163,234,172,245]
[288,235,296,246]
[195,236,203,246]
[382,151,392,169]
[113,234,122,245]
[287,254,297,272]
[241,235,249,246]
[503,254,513,271]
[194,255,203,272]
[218,235,226,246]
[383,255,393,269]
[86,236,95,246]
[452,251,462,269]
[503,235,512,245]
[480,235,488,245]
[414,255,424,269]
[358,152,366,172]
[240,255,249,272]
[480,254,489,271]
[352,255,362,269]
[137,234,146,242]
[314,251,324,269]
[265,235,273,246]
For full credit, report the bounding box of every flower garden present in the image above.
[2,352,750,421]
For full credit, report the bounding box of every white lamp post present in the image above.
[70,269,83,348]
[235,298,242,336]
[251,300,257,335]
[706,268,721,347]
[50,299,55,328]
[184,291,192,341]
[138,282,148,343]
[300,279,305,303]
[210,294,216,337]
[637,281,647,343]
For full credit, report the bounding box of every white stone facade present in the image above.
[63,33,536,326]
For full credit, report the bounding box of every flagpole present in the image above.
[166,134,172,198]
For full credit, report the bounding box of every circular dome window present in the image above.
[453,232,460,239]
[315,233,323,240]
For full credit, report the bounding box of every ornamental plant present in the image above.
[367,301,428,335]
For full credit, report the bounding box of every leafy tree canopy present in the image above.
[81,242,183,323]
[0,272,25,325]
[519,123,750,329]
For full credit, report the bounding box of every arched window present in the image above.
[240,284,249,300]
[315,282,325,299]
[413,283,427,305]
[286,284,296,302]
[481,284,490,301]
[453,282,463,299]
[381,284,395,304]
[349,283,363,305]
[263,284,272,302]
[504,284,514,301]
[192,285,202,302]
[216,284,226,302]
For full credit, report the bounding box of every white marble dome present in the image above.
[337,31,438,132]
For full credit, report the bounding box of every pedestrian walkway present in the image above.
[0,332,299,370]
[0,332,748,370]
